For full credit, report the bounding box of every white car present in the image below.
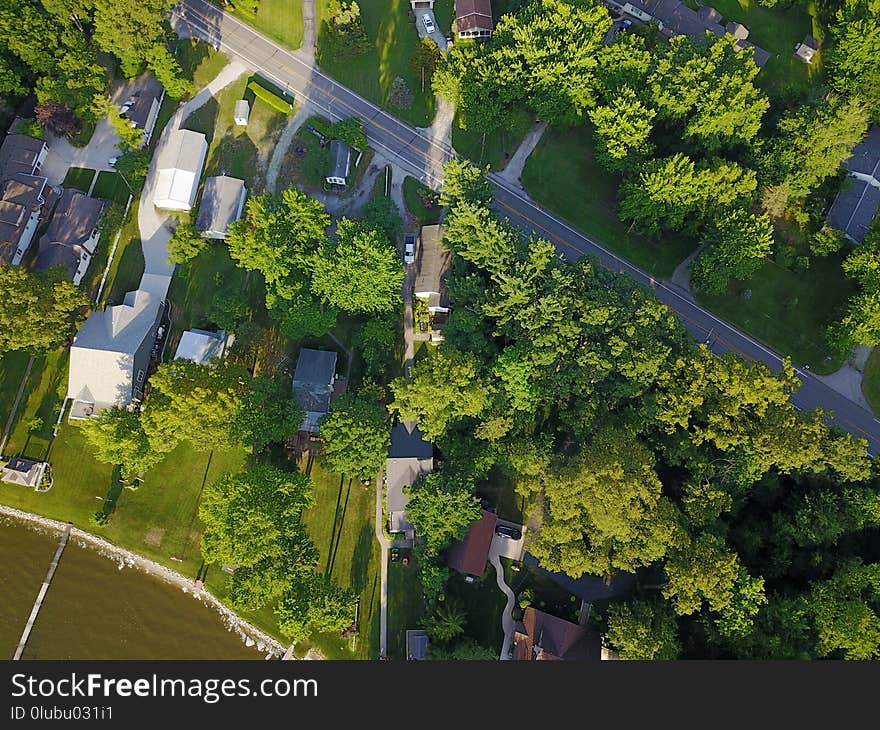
[404,235,415,264]
[423,14,435,34]
[108,157,118,167]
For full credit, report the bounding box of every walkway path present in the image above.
[0,355,35,456]
[296,0,317,63]
[13,524,71,660]
[496,121,546,186]
[669,248,699,295]
[490,553,516,661]
[137,59,249,299]
[816,345,873,412]
[374,467,391,658]
[265,102,314,193]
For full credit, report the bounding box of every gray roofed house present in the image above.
[35,189,105,284]
[827,127,880,243]
[795,34,819,63]
[406,629,429,660]
[67,289,163,420]
[385,421,433,538]
[326,140,352,187]
[620,0,771,67]
[292,348,338,433]
[118,73,165,147]
[0,173,47,265]
[0,134,48,180]
[0,457,51,491]
[195,175,247,239]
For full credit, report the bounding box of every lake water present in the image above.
[0,519,263,660]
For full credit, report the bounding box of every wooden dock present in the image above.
[13,524,71,660]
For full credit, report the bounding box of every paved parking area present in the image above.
[489,518,525,562]
[413,9,448,51]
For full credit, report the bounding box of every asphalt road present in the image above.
[173,0,880,455]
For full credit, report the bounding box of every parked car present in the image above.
[108,157,118,167]
[391,547,400,562]
[404,234,415,264]
[423,14,435,33]
[495,524,522,540]
[621,18,633,28]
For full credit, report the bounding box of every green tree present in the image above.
[429,639,497,660]
[311,218,403,314]
[199,464,314,568]
[411,36,441,93]
[353,314,397,376]
[144,42,193,99]
[827,12,880,121]
[690,210,775,294]
[93,94,144,149]
[113,148,151,190]
[663,532,741,615]
[440,158,493,209]
[208,287,250,332]
[360,196,402,244]
[233,376,304,452]
[91,0,172,78]
[318,391,390,480]
[142,360,249,452]
[422,598,467,642]
[716,568,767,638]
[320,0,370,62]
[82,406,163,480]
[810,226,845,257]
[605,599,681,660]
[275,572,357,641]
[589,86,656,171]
[0,265,87,354]
[389,347,492,439]
[271,291,338,341]
[405,473,482,556]
[167,222,208,265]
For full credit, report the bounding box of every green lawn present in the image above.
[172,38,230,92]
[182,76,289,191]
[226,0,304,51]
[0,351,34,442]
[452,107,533,171]
[695,252,855,374]
[92,171,131,205]
[861,348,880,415]
[444,570,506,652]
[316,0,437,126]
[521,125,694,279]
[403,176,441,224]
[102,200,145,307]
[62,167,96,193]
[693,0,821,100]
[299,458,382,659]
[387,552,426,659]
[503,558,580,624]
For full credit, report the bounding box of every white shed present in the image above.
[234,99,250,126]
[152,129,208,211]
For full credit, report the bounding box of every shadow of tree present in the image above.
[349,523,375,595]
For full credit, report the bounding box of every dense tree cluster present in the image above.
[0,0,190,132]
[386,161,879,659]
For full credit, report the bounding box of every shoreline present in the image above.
[0,505,292,660]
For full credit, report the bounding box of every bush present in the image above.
[333,117,368,149]
[14,118,44,139]
[246,81,294,114]
[390,77,414,110]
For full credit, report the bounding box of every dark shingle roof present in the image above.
[0,174,44,264]
[292,348,337,430]
[456,0,494,32]
[827,179,880,243]
[513,607,601,661]
[0,134,45,179]
[42,189,104,248]
[844,127,880,180]
[446,509,497,577]
[195,175,246,236]
[328,140,351,181]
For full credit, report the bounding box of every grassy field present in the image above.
[172,38,230,92]
[452,107,533,171]
[403,176,441,225]
[695,252,855,374]
[277,121,332,192]
[862,348,880,415]
[92,171,131,205]
[445,570,506,652]
[62,167,96,193]
[182,76,289,192]
[522,125,693,279]
[316,0,437,126]
[693,0,821,100]
[226,0,304,50]
[299,457,382,659]
[387,551,426,659]
[0,351,34,439]
[102,200,145,307]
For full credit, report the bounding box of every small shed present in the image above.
[1,457,51,491]
[406,629,429,660]
[234,99,250,126]
[795,35,819,64]
[174,329,226,364]
[725,21,749,40]
[326,139,352,187]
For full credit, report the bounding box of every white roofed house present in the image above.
[195,175,247,239]
[174,329,227,364]
[152,129,208,211]
[66,289,164,420]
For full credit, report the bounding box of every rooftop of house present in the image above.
[174,329,226,364]
[0,174,46,264]
[455,0,494,32]
[385,421,433,533]
[292,348,337,432]
[34,244,82,280]
[328,139,352,181]
[156,129,208,174]
[0,133,46,179]
[41,189,105,249]
[413,224,452,306]
[446,508,497,577]
[827,179,880,244]
[844,126,880,181]
[513,607,601,661]
[119,73,165,130]
[0,457,47,489]
[195,175,246,236]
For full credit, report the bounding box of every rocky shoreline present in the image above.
[0,505,291,660]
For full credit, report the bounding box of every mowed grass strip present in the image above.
[226,0,304,51]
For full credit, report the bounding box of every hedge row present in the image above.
[246,80,294,114]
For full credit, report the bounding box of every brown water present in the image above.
[0,520,263,660]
